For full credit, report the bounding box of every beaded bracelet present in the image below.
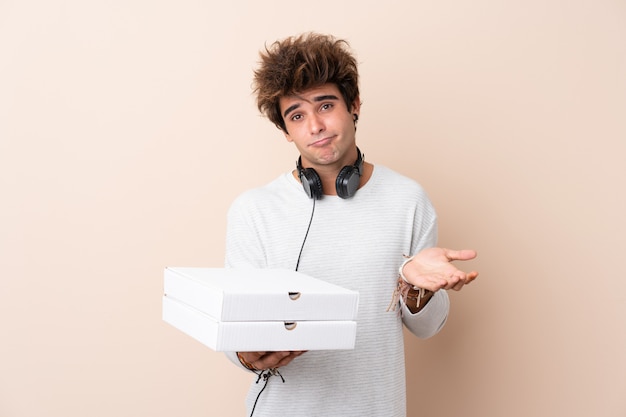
[398,255,416,284]
[387,254,428,313]
[236,352,257,371]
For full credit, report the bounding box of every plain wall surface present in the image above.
[1,1,624,416]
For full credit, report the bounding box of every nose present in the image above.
[308,113,325,135]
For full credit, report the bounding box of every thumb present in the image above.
[443,248,477,262]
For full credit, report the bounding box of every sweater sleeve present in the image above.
[401,289,449,338]
[400,192,450,338]
[224,351,257,373]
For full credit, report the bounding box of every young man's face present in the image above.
[279,83,360,171]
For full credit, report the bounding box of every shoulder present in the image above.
[368,165,430,198]
[365,165,437,221]
[228,172,304,214]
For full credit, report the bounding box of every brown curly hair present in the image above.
[253,33,360,132]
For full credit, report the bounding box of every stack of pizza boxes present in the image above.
[162,267,359,351]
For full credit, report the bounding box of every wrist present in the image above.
[387,254,435,314]
[404,287,434,313]
[399,255,433,312]
[399,255,415,285]
[236,352,257,371]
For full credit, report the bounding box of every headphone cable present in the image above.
[295,198,316,272]
[249,198,315,417]
[249,368,285,417]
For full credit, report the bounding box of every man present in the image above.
[224,32,478,417]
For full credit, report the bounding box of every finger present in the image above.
[252,352,283,370]
[449,275,464,290]
[452,280,466,291]
[275,351,305,368]
[239,351,266,369]
[260,351,306,369]
[415,276,447,292]
[443,248,477,262]
[255,351,292,370]
[452,271,478,290]
[245,351,267,362]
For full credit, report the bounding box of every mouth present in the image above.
[309,136,335,147]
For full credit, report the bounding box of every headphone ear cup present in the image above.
[335,165,360,199]
[300,168,323,200]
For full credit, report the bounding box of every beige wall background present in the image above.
[1,0,624,416]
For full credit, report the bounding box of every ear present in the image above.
[350,97,361,118]
[283,129,293,143]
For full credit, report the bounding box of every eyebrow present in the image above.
[283,94,340,118]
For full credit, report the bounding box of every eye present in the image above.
[320,103,333,111]
[290,113,302,121]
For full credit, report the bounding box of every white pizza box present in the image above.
[163,267,359,322]
[162,295,357,351]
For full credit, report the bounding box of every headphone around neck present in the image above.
[296,147,364,200]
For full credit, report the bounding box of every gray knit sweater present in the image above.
[224,165,450,417]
